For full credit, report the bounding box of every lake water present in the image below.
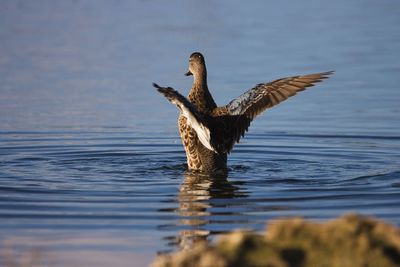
[1,0,400,266]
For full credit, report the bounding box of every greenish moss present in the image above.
[151,214,400,267]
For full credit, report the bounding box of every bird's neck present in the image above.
[189,70,217,112]
[193,68,207,87]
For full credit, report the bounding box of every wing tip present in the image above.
[300,70,334,84]
[153,82,163,91]
[153,83,174,95]
[320,70,335,79]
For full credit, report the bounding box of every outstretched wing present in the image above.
[153,83,217,153]
[212,71,333,153]
[226,71,334,118]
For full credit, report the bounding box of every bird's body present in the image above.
[154,52,333,173]
[178,92,226,172]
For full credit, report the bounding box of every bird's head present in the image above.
[185,52,206,78]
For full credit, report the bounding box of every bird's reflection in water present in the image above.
[172,171,247,250]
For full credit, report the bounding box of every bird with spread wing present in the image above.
[154,52,333,173]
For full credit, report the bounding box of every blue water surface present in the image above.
[1,1,400,266]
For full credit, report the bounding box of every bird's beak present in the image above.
[185,70,192,76]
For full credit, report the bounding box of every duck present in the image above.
[154,52,333,173]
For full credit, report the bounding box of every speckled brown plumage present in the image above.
[178,53,227,172]
[155,52,333,173]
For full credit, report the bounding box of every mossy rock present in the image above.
[151,214,400,267]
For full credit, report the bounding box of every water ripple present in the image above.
[0,129,399,261]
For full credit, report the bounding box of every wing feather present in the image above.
[153,83,217,153]
[227,71,333,118]
[212,71,333,153]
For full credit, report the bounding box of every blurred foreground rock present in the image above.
[151,214,400,267]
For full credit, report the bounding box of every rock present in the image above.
[151,214,400,267]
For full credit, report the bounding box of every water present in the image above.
[1,0,400,266]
